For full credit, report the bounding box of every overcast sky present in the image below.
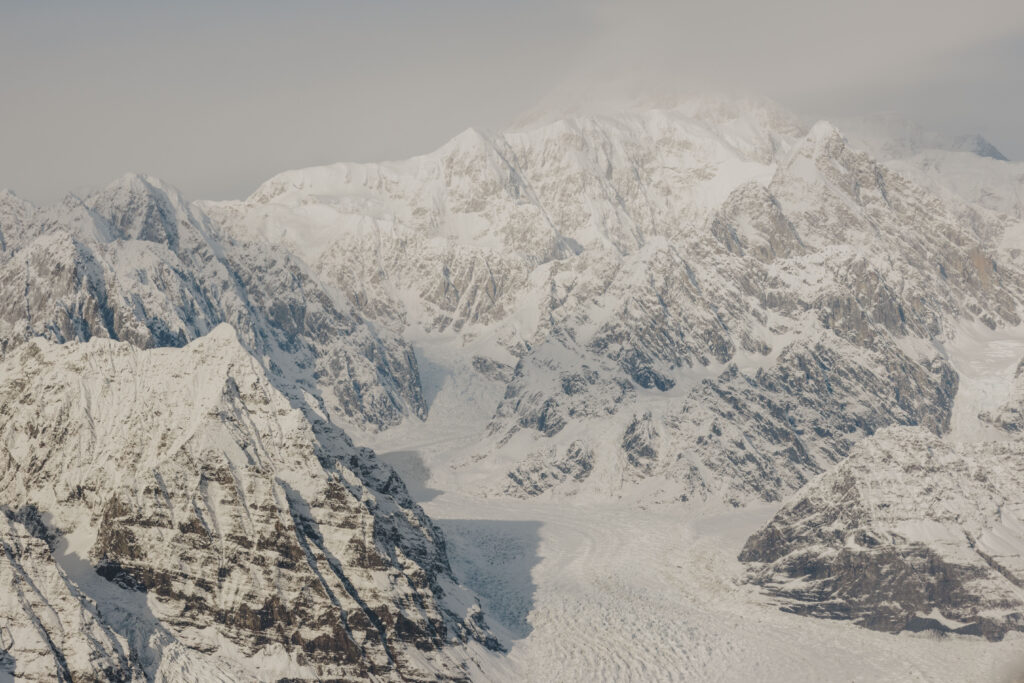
[3,0,1024,204]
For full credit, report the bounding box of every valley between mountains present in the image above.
[1,96,1023,681]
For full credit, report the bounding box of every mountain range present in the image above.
[1,95,1023,681]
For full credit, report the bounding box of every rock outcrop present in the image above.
[0,174,425,431]
[0,329,493,680]
[740,427,1024,640]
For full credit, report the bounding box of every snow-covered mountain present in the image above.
[3,95,1024,678]
[839,113,1024,238]
[206,97,1023,506]
[0,329,495,680]
[0,174,425,431]
[740,426,1024,640]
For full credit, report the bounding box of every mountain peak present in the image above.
[780,120,847,168]
[837,113,1011,162]
[86,172,202,250]
[510,91,805,137]
[436,126,494,157]
[951,133,1008,161]
[201,321,241,345]
[0,188,35,216]
[805,120,844,145]
[97,172,189,210]
[0,187,26,203]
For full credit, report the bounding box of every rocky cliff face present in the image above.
[0,329,493,680]
[3,95,1024,666]
[0,174,425,431]
[210,100,1020,509]
[0,510,136,682]
[207,98,1024,505]
[739,427,1024,640]
[981,358,1024,433]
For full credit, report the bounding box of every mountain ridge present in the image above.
[3,95,1024,678]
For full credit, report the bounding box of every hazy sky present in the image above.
[3,0,1024,204]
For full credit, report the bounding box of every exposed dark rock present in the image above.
[740,428,1024,641]
[505,441,595,496]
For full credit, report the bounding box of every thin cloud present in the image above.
[1,1,1021,203]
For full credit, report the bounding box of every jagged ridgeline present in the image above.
[0,174,425,431]
[2,94,1024,676]
[204,97,1021,504]
[0,174,485,677]
[740,427,1024,641]
[0,330,496,680]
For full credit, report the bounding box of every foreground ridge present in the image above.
[0,329,494,680]
[741,426,1024,640]
[2,95,1024,677]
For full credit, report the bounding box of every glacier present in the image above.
[2,95,1024,680]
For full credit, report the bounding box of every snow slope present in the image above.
[374,431,1024,682]
[207,96,1024,510]
[0,329,496,680]
[4,94,1024,680]
[741,426,1024,640]
[0,174,426,431]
